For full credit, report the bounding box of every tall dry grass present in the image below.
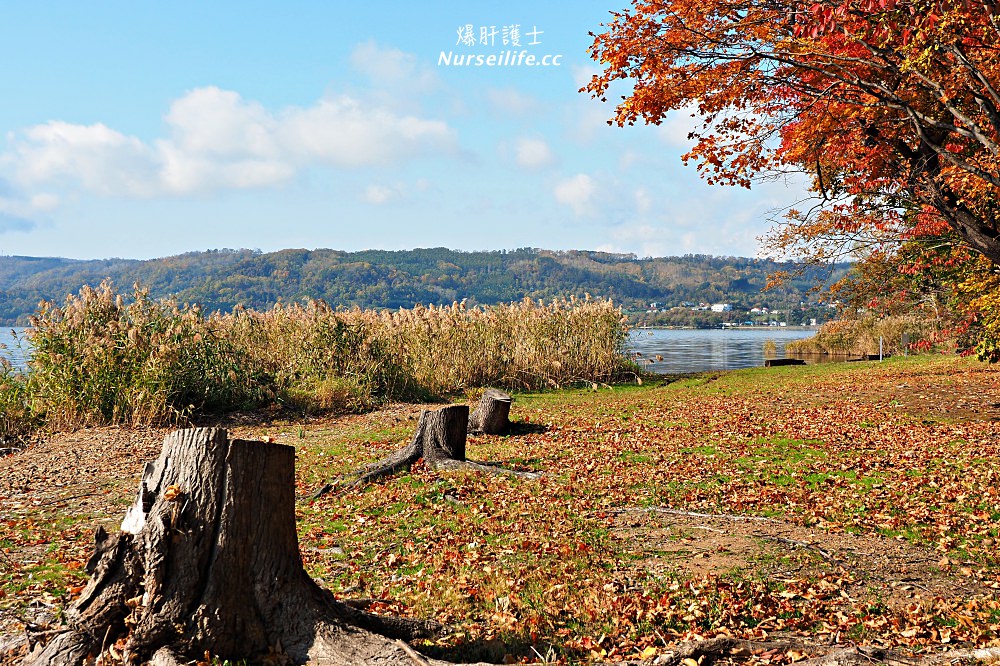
[785,315,942,357]
[7,282,632,430]
[25,282,272,427]
[0,359,35,449]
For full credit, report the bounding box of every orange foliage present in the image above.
[585,0,1000,266]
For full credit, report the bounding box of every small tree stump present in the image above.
[421,404,468,462]
[468,389,512,435]
[22,428,449,666]
[351,405,469,485]
[323,403,540,495]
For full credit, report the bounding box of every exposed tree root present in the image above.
[313,404,541,498]
[761,535,850,570]
[15,428,485,666]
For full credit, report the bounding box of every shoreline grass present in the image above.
[786,314,943,357]
[1,281,635,437]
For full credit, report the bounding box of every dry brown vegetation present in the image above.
[0,282,631,440]
[786,315,943,357]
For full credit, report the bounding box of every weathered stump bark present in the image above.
[468,389,512,435]
[21,428,449,666]
[351,405,470,485]
[421,404,468,463]
[322,404,539,495]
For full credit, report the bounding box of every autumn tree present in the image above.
[584,0,1000,269]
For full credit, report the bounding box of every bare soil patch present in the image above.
[831,360,1000,423]
[605,507,986,611]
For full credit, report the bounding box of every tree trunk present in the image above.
[348,405,469,486]
[468,389,512,435]
[421,404,468,462]
[321,403,539,496]
[21,428,454,666]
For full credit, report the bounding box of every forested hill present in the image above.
[0,248,845,325]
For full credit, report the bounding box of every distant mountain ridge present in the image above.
[0,247,846,325]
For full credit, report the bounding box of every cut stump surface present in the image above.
[21,428,464,666]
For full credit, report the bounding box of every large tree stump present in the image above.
[467,389,512,435]
[21,428,456,666]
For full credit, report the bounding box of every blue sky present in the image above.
[0,1,806,260]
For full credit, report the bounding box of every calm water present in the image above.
[0,326,819,375]
[627,328,817,374]
[0,327,29,370]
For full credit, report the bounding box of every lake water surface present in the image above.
[627,328,817,374]
[0,326,820,376]
[0,328,29,370]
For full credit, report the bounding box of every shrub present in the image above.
[786,315,942,356]
[0,360,35,449]
[25,281,272,427]
[7,284,633,428]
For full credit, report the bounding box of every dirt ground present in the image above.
[604,506,985,613]
[2,360,999,655]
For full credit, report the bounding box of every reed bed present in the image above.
[785,315,942,357]
[0,360,35,448]
[6,282,632,431]
[25,283,272,428]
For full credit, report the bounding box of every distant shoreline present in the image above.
[632,325,820,332]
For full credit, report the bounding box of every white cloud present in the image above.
[165,87,278,158]
[362,178,434,205]
[363,184,400,205]
[599,221,716,258]
[598,223,669,257]
[15,121,159,196]
[568,102,614,144]
[0,180,60,233]
[29,193,59,210]
[485,87,539,116]
[634,187,652,215]
[596,173,810,258]
[351,40,439,93]
[571,64,599,89]
[0,193,40,233]
[658,106,702,147]
[515,138,555,169]
[6,86,457,198]
[279,97,452,167]
[554,173,596,216]
[617,150,640,171]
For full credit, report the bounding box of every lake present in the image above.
[0,326,820,376]
[627,327,817,374]
[0,327,30,370]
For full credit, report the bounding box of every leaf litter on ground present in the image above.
[1,355,999,663]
